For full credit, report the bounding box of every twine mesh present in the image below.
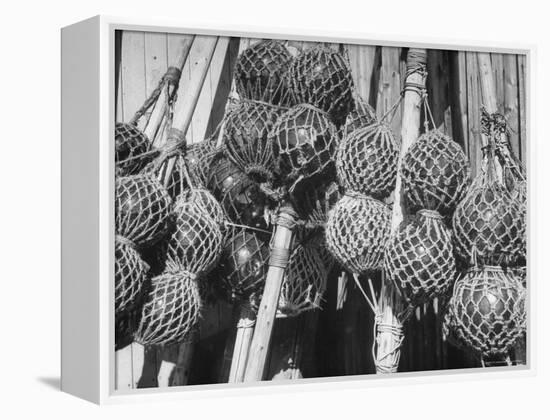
[343,95,377,135]
[270,104,339,190]
[217,227,270,301]
[385,210,456,306]
[234,39,295,107]
[223,100,282,182]
[452,156,525,266]
[444,266,526,357]
[134,271,201,345]
[289,46,354,125]
[291,181,341,228]
[401,129,471,215]
[165,195,224,275]
[115,175,172,247]
[115,122,152,176]
[178,187,226,228]
[336,121,399,199]
[277,242,328,317]
[325,193,391,275]
[209,156,271,231]
[115,238,149,315]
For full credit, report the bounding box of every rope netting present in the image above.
[115,175,173,247]
[401,129,471,216]
[385,210,456,306]
[289,46,354,125]
[325,193,391,275]
[115,123,153,176]
[443,265,526,358]
[115,238,149,315]
[223,99,283,182]
[134,271,201,346]
[270,104,339,192]
[277,241,328,317]
[452,146,525,266]
[165,195,224,275]
[336,121,399,200]
[216,226,270,303]
[342,94,377,136]
[178,187,226,228]
[234,39,295,107]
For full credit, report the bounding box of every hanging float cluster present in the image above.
[114,38,527,368]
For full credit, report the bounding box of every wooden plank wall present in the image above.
[116,32,527,386]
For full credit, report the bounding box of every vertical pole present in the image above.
[243,206,298,382]
[228,303,256,382]
[375,48,427,374]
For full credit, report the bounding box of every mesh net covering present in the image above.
[115,122,152,176]
[452,156,525,266]
[443,265,526,357]
[289,46,354,126]
[164,138,223,196]
[342,95,377,136]
[134,271,201,345]
[115,175,172,247]
[325,193,391,275]
[291,181,341,228]
[208,156,271,231]
[336,121,399,199]
[270,104,339,190]
[165,194,223,275]
[178,187,226,228]
[234,39,295,107]
[401,130,471,215]
[223,100,282,182]
[277,241,328,317]
[216,226,270,302]
[385,210,456,306]
[115,238,149,316]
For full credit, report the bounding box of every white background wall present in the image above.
[0,0,547,418]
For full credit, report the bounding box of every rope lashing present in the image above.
[269,247,291,269]
[374,315,405,374]
[129,66,182,126]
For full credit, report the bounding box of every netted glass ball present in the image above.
[165,195,223,275]
[325,194,391,274]
[336,122,399,199]
[270,104,339,188]
[115,122,152,176]
[115,175,172,247]
[445,266,526,357]
[290,46,354,125]
[134,272,201,345]
[278,242,327,317]
[115,239,149,316]
[342,95,376,136]
[217,228,270,301]
[224,100,281,182]
[234,40,294,107]
[452,179,525,266]
[401,130,470,215]
[385,210,456,306]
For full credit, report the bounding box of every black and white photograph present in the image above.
[113,29,527,390]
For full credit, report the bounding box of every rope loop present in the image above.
[269,247,291,268]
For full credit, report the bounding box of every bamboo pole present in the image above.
[374,48,427,374]
[227,303,256,382]
[159,37,219,187]
[243,205,298,382]
[145,36,194,145]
